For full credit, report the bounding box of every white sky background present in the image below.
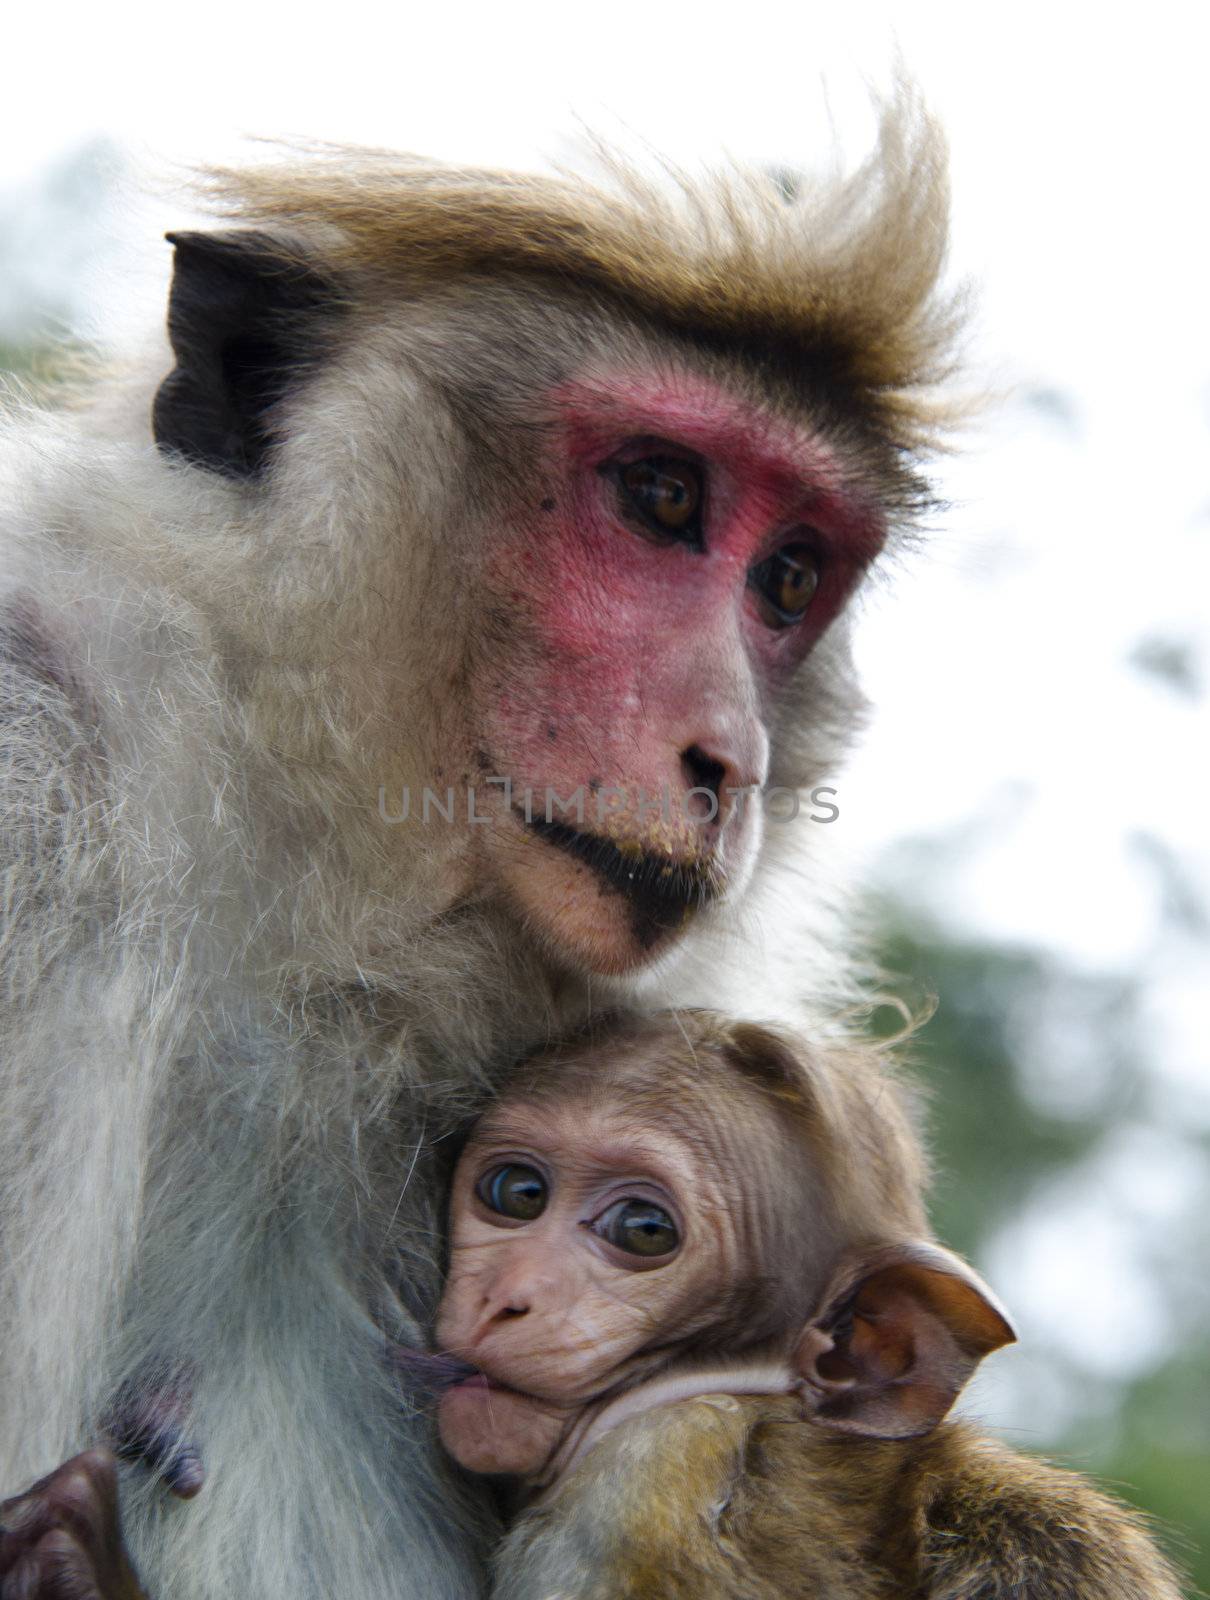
[2,0,1208,1434]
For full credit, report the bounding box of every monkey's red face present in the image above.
[435,1087,750,1480]
[472,372,884,975]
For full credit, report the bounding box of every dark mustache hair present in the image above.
[523,814,724,948]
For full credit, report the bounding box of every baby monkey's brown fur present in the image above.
[496,1395,1182,1598]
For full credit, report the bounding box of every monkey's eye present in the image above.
[613,456,704,546]
[478,1163,548,1221]
[593,1198,680,1259]
[749,540,820,627]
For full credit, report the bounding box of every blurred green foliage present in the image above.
[875,913,1209,1594]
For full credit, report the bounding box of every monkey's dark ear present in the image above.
[795,1243,1015,1440]
[152,230,342,480]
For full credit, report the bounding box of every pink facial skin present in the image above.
[472,369,886,975]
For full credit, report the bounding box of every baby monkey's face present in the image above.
[435,1026,1016,1488]
[435,1090,748,1479]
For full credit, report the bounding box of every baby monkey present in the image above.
[0,1013,1182,1598]
[435,1010,1005,1488]
[435,1012,1181,1598]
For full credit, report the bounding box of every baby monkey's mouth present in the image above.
[388,1345,483,1391]
[521,813,723,946]
[391,1344,589,1410]
[388,1346,547,1403]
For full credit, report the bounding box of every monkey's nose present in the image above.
[476,1249,561,1333]
[679,735,763,823]
[681,743,728,803]
[480,1282,534,1327]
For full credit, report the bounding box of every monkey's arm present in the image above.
[0,1450,150,1600]
[495,1400,1184,1600]
[494,1396,887,1600]
[916,1425,1185,1599]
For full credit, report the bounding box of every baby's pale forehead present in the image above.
[463,1091,698,1165]
[459,1072,792,1189]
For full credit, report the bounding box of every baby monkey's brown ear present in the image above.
[795,1242,1015,1439]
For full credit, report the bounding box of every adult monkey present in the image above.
[0,96,958,1598]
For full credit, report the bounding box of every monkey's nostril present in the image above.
[681,744,727,799]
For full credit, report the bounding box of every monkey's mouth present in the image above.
[388,1344,483,1391]
[440,1363,546,1405]
[389,1346,542,1403]
[520,813,723,948]
[445,1371,536,1400]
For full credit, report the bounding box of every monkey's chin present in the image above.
[494,822,717,977]
[437,1380,568,1478]
[521,872,689,976]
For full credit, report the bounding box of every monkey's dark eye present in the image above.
[593,1199,680,1259]
[614,456,704,545]
[748,540,820,627]
[478,1163,548,1221]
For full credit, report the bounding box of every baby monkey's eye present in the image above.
[593,1198,680,1259]
[478,1163,548,1221]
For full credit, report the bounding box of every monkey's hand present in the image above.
[0,1448,149,1600]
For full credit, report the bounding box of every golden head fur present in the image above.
[200,86,961,453]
